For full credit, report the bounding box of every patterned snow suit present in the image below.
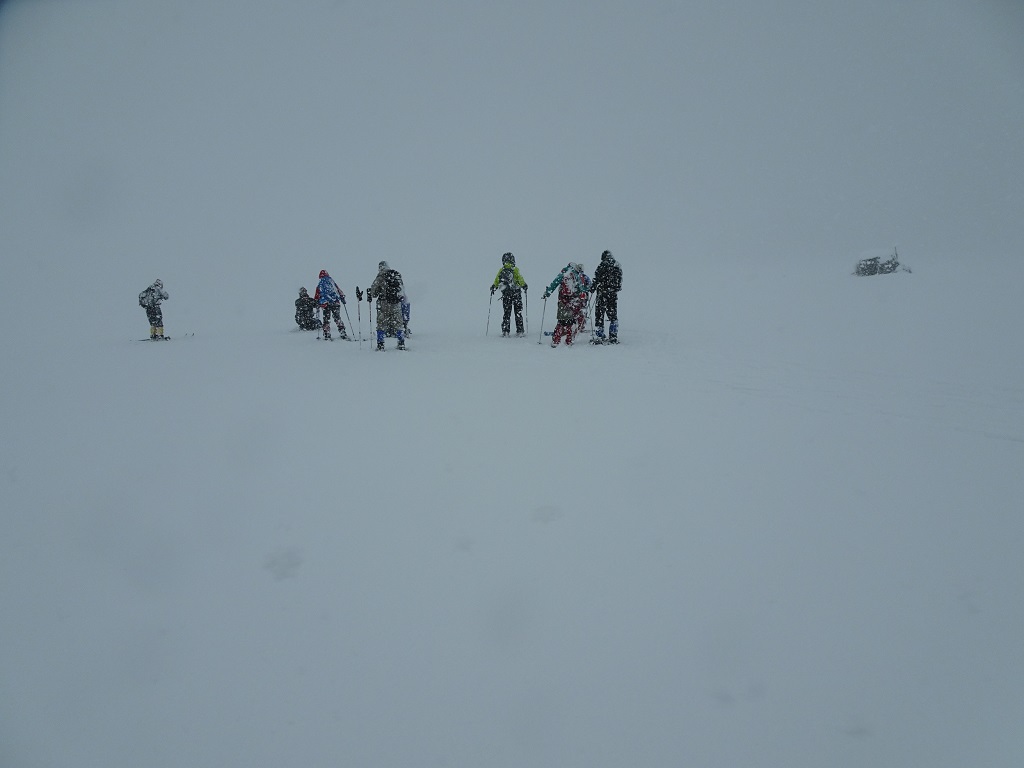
[314,272,347,339]
[544,264,590,346]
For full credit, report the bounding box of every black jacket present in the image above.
[593,258,622,293]
[295,295,319,329]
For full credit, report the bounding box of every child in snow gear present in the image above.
[591,250,622,343]
[366,261,407,350]
[314,269,348,340]
[294,287,319,330]
[138,279,169,339]
[490,252,528,337]
[542,263,590,347]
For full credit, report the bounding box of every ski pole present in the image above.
[537,296,547,344]
[486,290,494,336]
[342,302,355,342]
[355,287,363,348]
[586,292,595,341]
[524,289,529,335]
[316,306,322,339]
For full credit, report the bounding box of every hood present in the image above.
[378,261,389,272]
[319,270,328,278]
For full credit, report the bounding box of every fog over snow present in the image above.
[1,2,1023,767]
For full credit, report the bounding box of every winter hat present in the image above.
[378,260,389,271]
[299,287,308,296]
[502,252,515,266]
[154,279,163,289]
[601,250,612,261]
[319,269,328,278]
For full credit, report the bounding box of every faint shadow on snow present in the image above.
[263,547,304,580]
[530,505,564,524]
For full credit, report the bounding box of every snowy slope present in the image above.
[3,259,1023,768]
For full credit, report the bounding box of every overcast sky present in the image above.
[1,0,1022,334]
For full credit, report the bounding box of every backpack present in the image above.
[499,265,515,291]
[138,288,150,307]
[381,269,403,302]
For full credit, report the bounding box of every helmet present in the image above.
[378,260,389,271]
[319,269,328,278]
[601,250,612,261]
[502,252,515,266]
[571,262,583,272]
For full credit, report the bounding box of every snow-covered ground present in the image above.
[2,2,1023,767]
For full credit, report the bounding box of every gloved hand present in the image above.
[365,291,372,302]
[340,296,346,304]
[542,291,550,299]
[522,284,528,291]
[355,287,363,301]
[490,285,496,295]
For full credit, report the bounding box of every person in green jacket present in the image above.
[489,252,528,337]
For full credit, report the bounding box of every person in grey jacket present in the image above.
[366,261,407,350]
[138,279,169,339]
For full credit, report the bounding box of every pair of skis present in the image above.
[136,333,194,341]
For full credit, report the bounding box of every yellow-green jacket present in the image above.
[492,265,527,293]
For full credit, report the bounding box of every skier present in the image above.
[489,252,528,337]
[366,261,407,350]
[294,287,320,331]
[138,279,169,339]
[591,250,622,344]
[314,269,348,340]
[542,263,591,347]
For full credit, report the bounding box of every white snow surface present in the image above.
[2,2,1024,767]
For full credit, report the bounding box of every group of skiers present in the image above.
[295,261,410,349]
[490,250,623,346]
[140,250,622,348]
